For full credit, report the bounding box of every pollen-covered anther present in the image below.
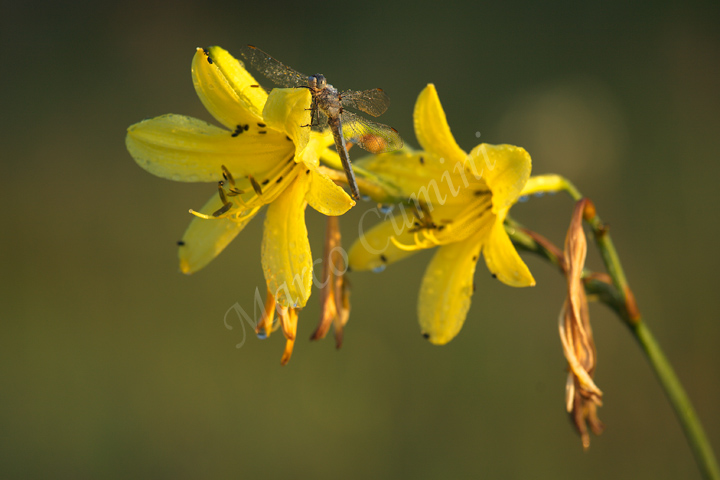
[212,202,233,217]
[248,175,263,196]
[221,164,236,186]
[217,181,229,204]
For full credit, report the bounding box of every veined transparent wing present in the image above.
[340,88,390,117]
[238,45,308,88]
[340,111,403,154]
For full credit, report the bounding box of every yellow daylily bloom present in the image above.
[126,46,354,363]
[348,84,535,345]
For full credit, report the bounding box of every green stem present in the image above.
[631,320,720,480]
[508,176,720,479]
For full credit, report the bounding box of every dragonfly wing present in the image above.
[340,88,390,117]
[340,111,403,154]
[238,45,308,88]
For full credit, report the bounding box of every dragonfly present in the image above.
[239,45,403,201]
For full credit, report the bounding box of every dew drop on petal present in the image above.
[256,331,268,340]
[379,204,394,214]
[372,264,386,273]
[518,195,529,203]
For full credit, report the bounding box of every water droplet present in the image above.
[518,195,529,203]
[475,131,481,138]
[533,192,545,198]
[379,204,394,214]
[372,264,386,273]
[360,194,371,202]
[256,331,268,340]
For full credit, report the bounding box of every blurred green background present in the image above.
[2,0,719,478]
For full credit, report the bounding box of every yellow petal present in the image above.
[354,151,477,206]
[427,198,493,246]
[413,84,466,164]
[126,114,293,182]
[467,144,531,213]
[191,46,266,130]
[298,130,333,169]
[306,170,355,215]
[348,217,420,272]
[482,218,535,287]
[418,233,482,345]
[262,174,313,308]
[262,88,312,160]
[179,193,259,274]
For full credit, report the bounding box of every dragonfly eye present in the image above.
[316,75,327,88]
[307,76,318,88]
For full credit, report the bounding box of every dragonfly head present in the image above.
[307,74,327,90]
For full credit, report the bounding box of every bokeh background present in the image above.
[2,0,719,478]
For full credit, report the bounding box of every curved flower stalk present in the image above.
[348,84,535,344]
[126,46,354,364]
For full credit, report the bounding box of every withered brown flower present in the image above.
[560,199,604,449]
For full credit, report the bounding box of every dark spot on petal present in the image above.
[419,156,424,164]
[286,135,292,141]
[276,176,283,183]
[422,333,430,339]
[261,179,269,186]
[257,122,266,127]
[203,48,213,64]
[231,124,248,137]
[474,189,489,196]
[472,255,478,261]
[491,273,497,279]
[250,84,260,88]
[305,169,310,174]
[177,240,185,246]
[258,131,267,134]
[380,254,388,263]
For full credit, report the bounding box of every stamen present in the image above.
[248,175,263,196]
[390,234,435,252]
[226,187,245,197]
[221,165,236,186]
[212,202,232,217]
[409,202,439,233]
[189,209,214,220]
[217,182,228,205]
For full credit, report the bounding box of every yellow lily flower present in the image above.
[348,84,535,345]
[126,46,354,363]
